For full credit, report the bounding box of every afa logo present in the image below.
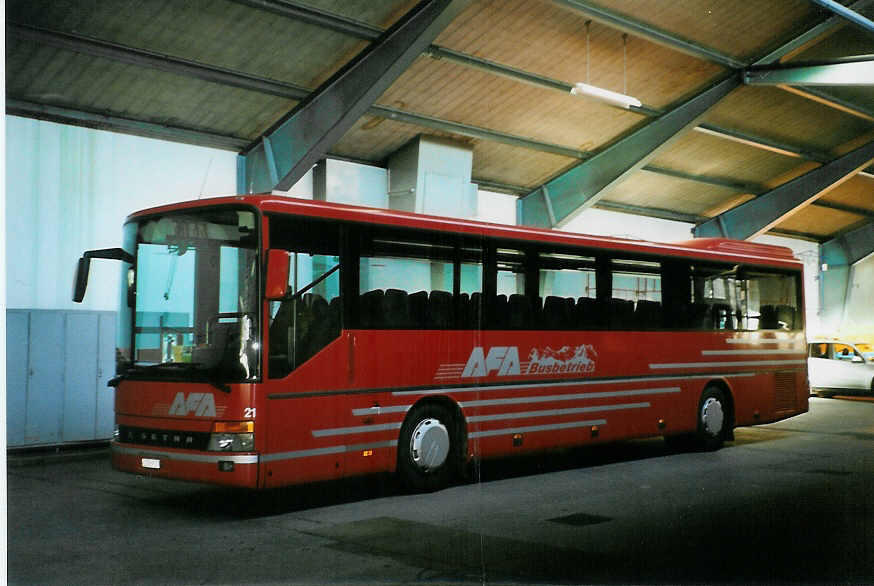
[460,344,597,378]
[461,346,521,377]
[168,392,216,417]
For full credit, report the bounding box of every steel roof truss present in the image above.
[240,0,469,193]
[518,75,741,228]
[745,57,874,86]
[694,140,874,240]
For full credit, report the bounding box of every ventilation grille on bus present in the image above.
[117,425,211,451]
[775,372,797,412]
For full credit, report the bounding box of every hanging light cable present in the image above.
[571,25,641,110]
[623,33,628,95]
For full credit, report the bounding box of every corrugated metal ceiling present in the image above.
[6,0,874,243]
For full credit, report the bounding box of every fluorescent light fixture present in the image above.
[570,82,642,109]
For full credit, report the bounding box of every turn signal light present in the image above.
[212,421,254,433]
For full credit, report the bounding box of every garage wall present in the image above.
[6,116,238,312]
[5,116,238,446]
[841,252,874,338]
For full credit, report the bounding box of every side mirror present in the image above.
[265,249,291,300]
[73,256,92,303]
[71,248,135,303]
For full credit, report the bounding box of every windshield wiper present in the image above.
[110,362,231,393]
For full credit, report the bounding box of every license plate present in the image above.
[141,458,161,469]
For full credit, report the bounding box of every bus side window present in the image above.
[610,258,662,330]
[689,264,737,331]
[493,248,528,329]
[737,270,800,331]
[356,229,481,330]
[538,251,597,330]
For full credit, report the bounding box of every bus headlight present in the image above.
[207,421,254,452]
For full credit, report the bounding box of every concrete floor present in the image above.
[8,397,874,585]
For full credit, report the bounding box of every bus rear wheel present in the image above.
[397,403,459,492]
[694,386,729,451]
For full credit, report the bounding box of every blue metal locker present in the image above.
[26,311,65,445]
[63,313,99,441]
[7,311,30,446]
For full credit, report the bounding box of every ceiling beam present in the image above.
[550,0,745,69]
[694,140,874,239]
[745,56,874,86]
[227,0,382,40]
[808,0,874,36]
[5,98,250,151]
[754,0,874,65]
[7,22,311,101]
[777,85,874,121]
[239,0,469,193]
[518,75,741,228]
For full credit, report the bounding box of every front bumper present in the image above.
[111,442,259,488]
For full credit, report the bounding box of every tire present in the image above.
[694,386,729,451]
[397,403,461,492]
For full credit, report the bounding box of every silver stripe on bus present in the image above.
[393,374,734,398]
[468,402,649,423]
[460,387,680,409]
[351,404,412,417]
[312,422,403,437]
[649,359,807,370]
[701,349,806,356]
[725,337,803,346]
[112,444,259,464]
[469,419,607,439]
[261,440,398,463]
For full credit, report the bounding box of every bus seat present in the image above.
[759,304,778,329]
[298,295,332,364]
[408,291,428,328]
[465,292,483,329]
[328,296,341,332]
[543,295,570,329]
[493,294,509,329]
[634,300,662,329]
[384,288,409,328]
[610,298,635,329]
[576,297,601,329]
[359,289,384,329]
[428,290,453,329]
[507,293,531,329]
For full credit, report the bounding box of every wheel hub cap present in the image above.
[410,418,449,470]
[701,397,724,436]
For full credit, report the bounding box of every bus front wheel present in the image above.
[397,403,459,492]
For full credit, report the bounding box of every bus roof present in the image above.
[128,194,801,268]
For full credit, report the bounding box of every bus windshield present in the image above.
[117,208,260,384]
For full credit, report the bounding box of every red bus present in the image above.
[74,195,808,491]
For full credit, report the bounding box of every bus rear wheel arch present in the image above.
[665,382,734,452]
[397,400,466,492]
[693,384,733,451]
